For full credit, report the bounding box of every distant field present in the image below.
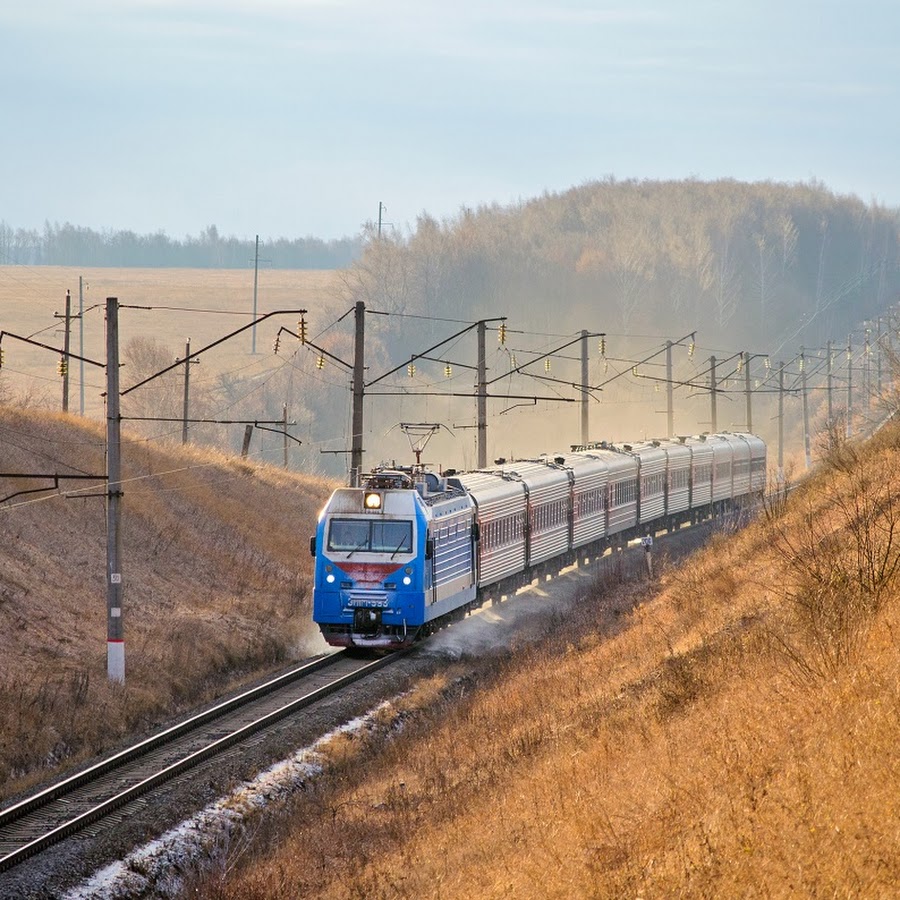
[0,266,342,417]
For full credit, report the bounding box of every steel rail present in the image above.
[0,652,340,831]
[0,651,402,873]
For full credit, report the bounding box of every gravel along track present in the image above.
[0,649,428,899]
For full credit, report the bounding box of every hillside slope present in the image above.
[195,423,900,898]
[0,407,335,797]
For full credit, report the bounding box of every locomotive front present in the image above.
[311,471,428,649]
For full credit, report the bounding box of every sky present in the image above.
[2,0,899,242]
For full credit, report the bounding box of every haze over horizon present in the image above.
[3,1,898,244]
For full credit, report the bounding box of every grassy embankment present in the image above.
[194,424,900,899]
[0,407,335,799]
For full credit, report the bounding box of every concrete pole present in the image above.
[743,351,752,433]
[62,289,71,412]
[778,362,785,482]
[350,301,365,486]
[877,317,883,398]
[847,336,853,438]
[181,338,191,445]
[106,297,125,684]
[826,340,833,425]
[709,355,717,432]
[863,329,871,409]
[79,276,85,416]
[477,320,487,468]
[580,329,589,445]
[283,403,289,469]
[801,350,811,469]
[666,340,674,437]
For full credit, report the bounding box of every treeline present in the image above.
[0,221,362,269]
[341,178,900,353]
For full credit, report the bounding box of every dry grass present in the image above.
[191,426,900,899]
[0,407,336,797]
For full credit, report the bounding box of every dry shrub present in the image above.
[815,410,857,473]
[668,545,737,619]
[764,445,900,680]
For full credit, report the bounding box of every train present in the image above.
[310,432,767,649]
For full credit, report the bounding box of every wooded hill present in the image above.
[341,178,900,354]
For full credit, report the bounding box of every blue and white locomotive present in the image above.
[310,469,478,648]
[310,432,766,649]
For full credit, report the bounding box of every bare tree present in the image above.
[120,337,182,438]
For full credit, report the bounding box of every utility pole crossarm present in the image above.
[592,330,697,390]
[284,327,353,370]
[121,309,309,396]
[0,473,107,504]
[413,354,478,371]
[0,330,105,367]
[253,422,303,447]
[511,368,604,397]
[121,416,292,425]
[486,332,603,387]
[365,317,506,389]
[363,391,581,401]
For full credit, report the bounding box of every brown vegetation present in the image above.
[0,407,335,798]
[192,424,900,898]
[345,179,900,352]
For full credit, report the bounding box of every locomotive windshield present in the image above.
[327,518,414,555]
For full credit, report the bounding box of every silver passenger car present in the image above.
[449,470,526,589]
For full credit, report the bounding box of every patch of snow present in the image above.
[63,702,394,900]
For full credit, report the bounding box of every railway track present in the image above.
[0,649,403,875]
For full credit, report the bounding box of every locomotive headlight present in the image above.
[326,574,335,583]
[403,576,411,586]
[364,491,382,510]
